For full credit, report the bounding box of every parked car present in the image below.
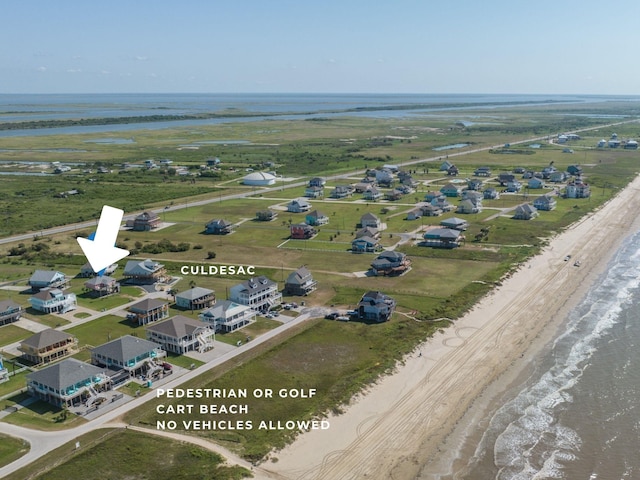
[325,312,339,320]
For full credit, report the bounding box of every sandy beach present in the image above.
[255,174,640,480]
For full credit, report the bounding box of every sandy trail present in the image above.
[256,175,640,480]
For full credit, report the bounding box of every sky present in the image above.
[2,0,640,95]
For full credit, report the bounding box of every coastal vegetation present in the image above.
[1,429,251,480]
[2,101,640,470]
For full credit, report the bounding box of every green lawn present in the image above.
[128,316,449,462]
[0,433,29,469]
[1,399,86,431]
[2,429,251,480]
[66,315,143,348]
[0,324,32,348]
[0,370,30,398]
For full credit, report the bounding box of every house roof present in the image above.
[235,276,277,294]
[360,291,395,305]
[516,204,537,214]
[129,298,168,313]
[201,300,252,320]
[0,299,21,312]
[21,328,75,349]
[361,212,379,222]
[29,270,63,284]
[355,227,379,238]
[31,289,66,301]
[206,219,232,228]
[146,315,209,338]
[91,335,161,363]
[353,236,378,245]
[286,266,313,285]
[27,358,105,391]
[84,275,117,288]
[440,217,467,227]
[176,287,214,301]
[306,210,327,219]
[375,251,405,262]
[135,211,159,222]
[424,228,462,240]
[123,259,164,276]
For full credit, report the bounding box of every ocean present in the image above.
[448,229,640,479]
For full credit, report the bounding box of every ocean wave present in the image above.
[472,231,640,479]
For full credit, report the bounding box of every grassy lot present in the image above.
[0,433,29,469]
[0,324,33,348]
[127,316,449,462]
[0,370,30,398]
[164,352,205,370]
[1,399,86,431]
[65,315,143,348]
[1,428,251,480]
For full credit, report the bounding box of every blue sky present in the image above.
[2,0,639,95]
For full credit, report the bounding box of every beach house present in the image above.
[370,251,411,276]
[26,358,112,408]
[356,291,396,323]
[19,329,78,365]
[360,213,382,229]
[200,300,256,333]
[29,289,77,314]
[175,287,215,310]
[0,300,22,326]
[131,211,161,231]
[127,298,169,326]
[284,266,317,296]
[28,270,68,292]
[146,315,215,354]
[513,204,539,220]
[91,335,165,379]
[122,259,167,284]
[229,276,282,313]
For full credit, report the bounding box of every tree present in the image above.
[207,251,216,259]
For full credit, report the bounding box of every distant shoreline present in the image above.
[0,99,574,131]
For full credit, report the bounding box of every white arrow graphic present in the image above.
[77,205,130,274]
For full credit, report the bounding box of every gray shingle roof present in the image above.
[286,267,313,285]
[146,315,208,338]
[129,298,168,313]
[236,276,277,294]
[176,287,214,301]
[0,300,21,312]
[21,328,75,349]
[123,259,164,276]
[27,358,104,391]
[29,270,63,284]
[91,335,161,363]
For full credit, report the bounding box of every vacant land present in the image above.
[2,428,251,480]
[1,102,640,470]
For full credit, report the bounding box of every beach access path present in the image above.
[256,175,640,479]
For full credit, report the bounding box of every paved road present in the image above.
[0,119,636,476]
[0,306,329,478]
[2,118,634,247]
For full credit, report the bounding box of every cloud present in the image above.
[66,68,82,73]
[36,66,47,72]
[134,55,149,61]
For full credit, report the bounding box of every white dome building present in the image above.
[242,171,277,186]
